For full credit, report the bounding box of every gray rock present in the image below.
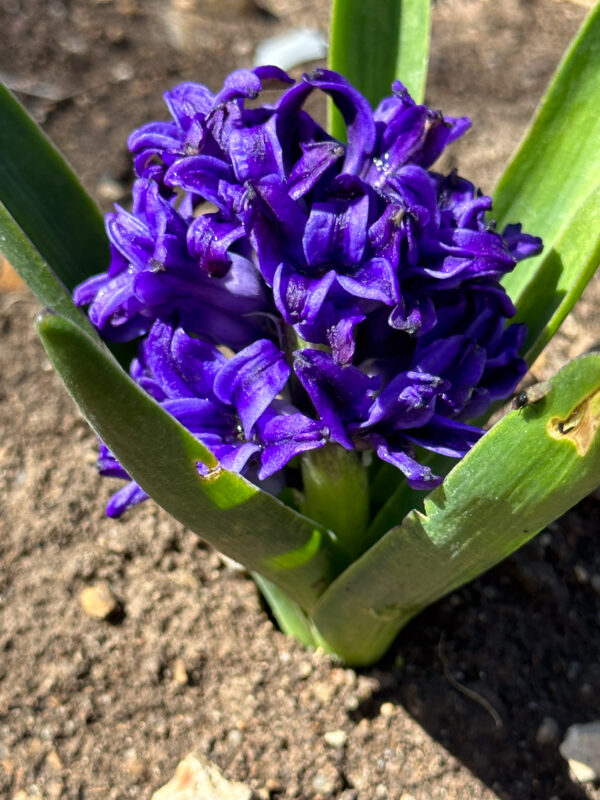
[559,721,600,782]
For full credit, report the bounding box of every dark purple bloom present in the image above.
[74,67,542,515]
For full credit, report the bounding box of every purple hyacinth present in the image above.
[74,67,542,515]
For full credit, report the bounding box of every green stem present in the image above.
[300,444,370,562]
[252,572,319,648]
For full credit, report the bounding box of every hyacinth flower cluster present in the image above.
[4,0,600,667]
[73,67,542,515]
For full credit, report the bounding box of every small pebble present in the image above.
[124,751,145,780]
[536,717,560,745]
[96,176,126,202]
[78,581,118,619]
[172,658,188,686]
[227,729,243,747]
[379,702,395,718]
[312,767,337,796]
[344,695,360,711]
[45,749,64,771]
[297,661,312,679]
[324,729,347,748]
[573,564,589,584]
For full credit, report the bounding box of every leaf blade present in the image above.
[312,353,600,665]
[36,311,341,611]
[328,0,430,139]
[493,5,600,348]
[0,200,95,334]
[515,183,600,364]
[0,83,108,291]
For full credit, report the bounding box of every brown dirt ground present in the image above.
[1,0,600,798]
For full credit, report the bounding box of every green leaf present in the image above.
[0,198,136,368]
[328,0,430,139]
[36,311,342,612]
[493,4,600,357]
[0,83,108,291]
[252,573,319,648]
[514,183,600,364]
[312,353,600,665]
[0,200,95,335]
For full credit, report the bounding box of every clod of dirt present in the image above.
[151,752,255,800]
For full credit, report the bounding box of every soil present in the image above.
[1,1,600,799]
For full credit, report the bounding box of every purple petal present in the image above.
[303,69,376,174]
[207,441,261,474]
[252,65,294,85]
[288,141,345,200]
[303,192,370,268]
[389,295,436,336]
[142,320,195,398]
[106,481,149,517]
[73,273,111,307]
[162,397,231,436]
[273,264,336,324]
[128,121,183,156]
[360,371,446,429]
[212,69,263,105]
[337,257,400,305]
[97,443,129,480]
[406,414,484,458]
[164,81,214,121]
[257,413,328,478]
[187,214,245,277]
[164,156,239,213]
[371,434,442,490]
[228,112,285,182]
[501,223,543,261]
[293,349,379,447]
[214,339,290,437]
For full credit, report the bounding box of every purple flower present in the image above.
[74,67,542,515]
[100,319,328,516]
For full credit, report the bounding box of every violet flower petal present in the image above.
[214,339,291,437]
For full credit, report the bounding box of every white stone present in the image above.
[152,752,254,800]
[324,729,348,748]
[559,721,600,782]
[254,28,327,71]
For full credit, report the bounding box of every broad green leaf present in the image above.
[312,354,600,665]
[494,4,600,352]
[328,0,430,139]
[36,311,342,611]
[515,183,600,364]
[0,199,136,368]
[0,200,94,334]
[0,83,108,291]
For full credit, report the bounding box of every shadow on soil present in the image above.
[353,493,600,800]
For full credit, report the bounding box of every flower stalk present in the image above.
[300,444,370,562]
